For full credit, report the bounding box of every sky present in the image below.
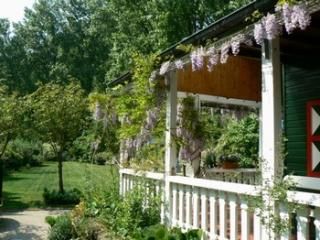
[0,0,35,23]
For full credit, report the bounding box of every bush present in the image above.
[94,151,113,165]
[68,133,95,162]
[214,113,259,168]
[47,214,74,240]
[43,188,82,205]
[3,138,42,170]
[140,224,202,240]
[42,143,57,161]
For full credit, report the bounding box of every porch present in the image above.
[118,1,320,239]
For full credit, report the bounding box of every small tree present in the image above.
[0,87,24,202]
[31,83,88,193]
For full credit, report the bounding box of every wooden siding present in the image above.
[177,56,261,101]
[284,63,320,176]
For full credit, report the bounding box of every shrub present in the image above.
[94,151,113,165]
[140,224,202,240]
[68,132,95,162]
[214,113,259,168]
[43,188,82,205]
[47,214,74,240]
[42,143,57,161]
[3,138,42,170]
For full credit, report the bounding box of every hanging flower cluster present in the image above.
[206,47,219,72]
[156,2,312,74]
[277,2,311,34]
[176,97,204,162]
[191,47,205,71]
[254,13,281,45]
[121,103,164,163]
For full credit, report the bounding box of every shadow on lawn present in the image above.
[1,191,31,210]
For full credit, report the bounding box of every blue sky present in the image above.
[0,0,35,23]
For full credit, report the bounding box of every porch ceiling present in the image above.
[177,56,261,102]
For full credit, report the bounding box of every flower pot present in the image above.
[222,160,239,169]
[185,158,201,177]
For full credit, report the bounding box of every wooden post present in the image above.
[164,70,178,225]
[261,38,282,239]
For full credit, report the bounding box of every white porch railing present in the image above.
[119,168,320,240]
[203,168,260,185]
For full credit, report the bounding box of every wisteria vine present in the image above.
[158,1,312,74]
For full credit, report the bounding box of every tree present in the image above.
[0,87,24,202]
[30,83,88,193]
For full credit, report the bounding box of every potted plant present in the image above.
[214,114,259,168]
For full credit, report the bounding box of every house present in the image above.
[112,0,320,239]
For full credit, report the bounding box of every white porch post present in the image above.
[261,38,282,239]
[163,70,178,225]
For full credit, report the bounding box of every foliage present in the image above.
[47,214,74,240]
[214,113,259,167]
[0,87,26,201]
[43,187,82,205]
[140,224,202,240]
[248,176,298,238]
[30,83,89,193]
[2,138,42,170]
[0,0,251,93]
[94,152,113,165]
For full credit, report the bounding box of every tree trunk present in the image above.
[58,151,64,193]
[0,159,3,204]
[0,136,10,204]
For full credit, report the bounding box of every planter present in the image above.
[222,160,239,169]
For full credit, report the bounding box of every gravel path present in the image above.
[0,210,66,240]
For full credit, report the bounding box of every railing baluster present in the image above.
[279,203,289,240]
[193,187,200,229]
[219,191,227,239]
[240,198,250,240]
[160,182,165,224]
[296,207,309,240]
[253,209,262,240]
[229,193,238,240]
[314,208,320,240]
[201,189,208,235]
[186,186,192,229]
[178,184,184,228]
[209,191,217,238]
[172,183,178,226]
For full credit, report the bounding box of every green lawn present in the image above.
[3,161,117,209]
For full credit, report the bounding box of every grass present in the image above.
[3,161,118,209]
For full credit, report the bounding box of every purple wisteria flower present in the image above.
[265,13,281,40]
[231,40,240,55]
[292,3,311,31]
[254,21,266,45]
[191,47,205,71]
[220,43,230,64]
[175,59,184,70]
[280,2,311,34]
[159,61,170,75]
[206,47,219,72]
[243,35,253,46]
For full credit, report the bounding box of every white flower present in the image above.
[264,13,281,40]
[175,59,184,70]
[220,43,230,64]
[159,61,170,75]
[231,40,240,55]
[191,47,205,71]
[206,47,219,72]
[254,21,266,45]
